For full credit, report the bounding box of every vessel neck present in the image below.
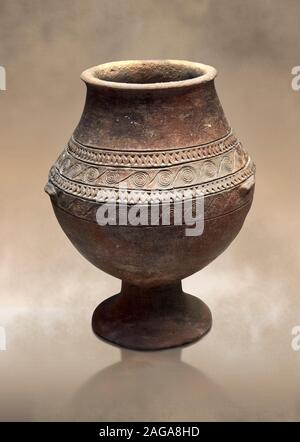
[73,60,230,150]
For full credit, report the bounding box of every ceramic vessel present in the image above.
[45,60,255,350]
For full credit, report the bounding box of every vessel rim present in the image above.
[81,59,217,91]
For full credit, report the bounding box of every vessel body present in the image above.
[45,60,255,350]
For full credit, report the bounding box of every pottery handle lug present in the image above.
[239,175,255,196]
[44,182,57,198]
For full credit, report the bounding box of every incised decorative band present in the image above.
[67,130,237,168]
[49,159,255,204]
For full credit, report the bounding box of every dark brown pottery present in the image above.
[45,60,255,350]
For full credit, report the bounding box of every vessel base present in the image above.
[92,282,212,351]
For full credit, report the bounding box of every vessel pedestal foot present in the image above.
[92,281,212,351]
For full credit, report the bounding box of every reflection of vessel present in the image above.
[70,349,239,421]
[45,60,255,350]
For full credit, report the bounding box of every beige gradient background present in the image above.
[1,0,300,421]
